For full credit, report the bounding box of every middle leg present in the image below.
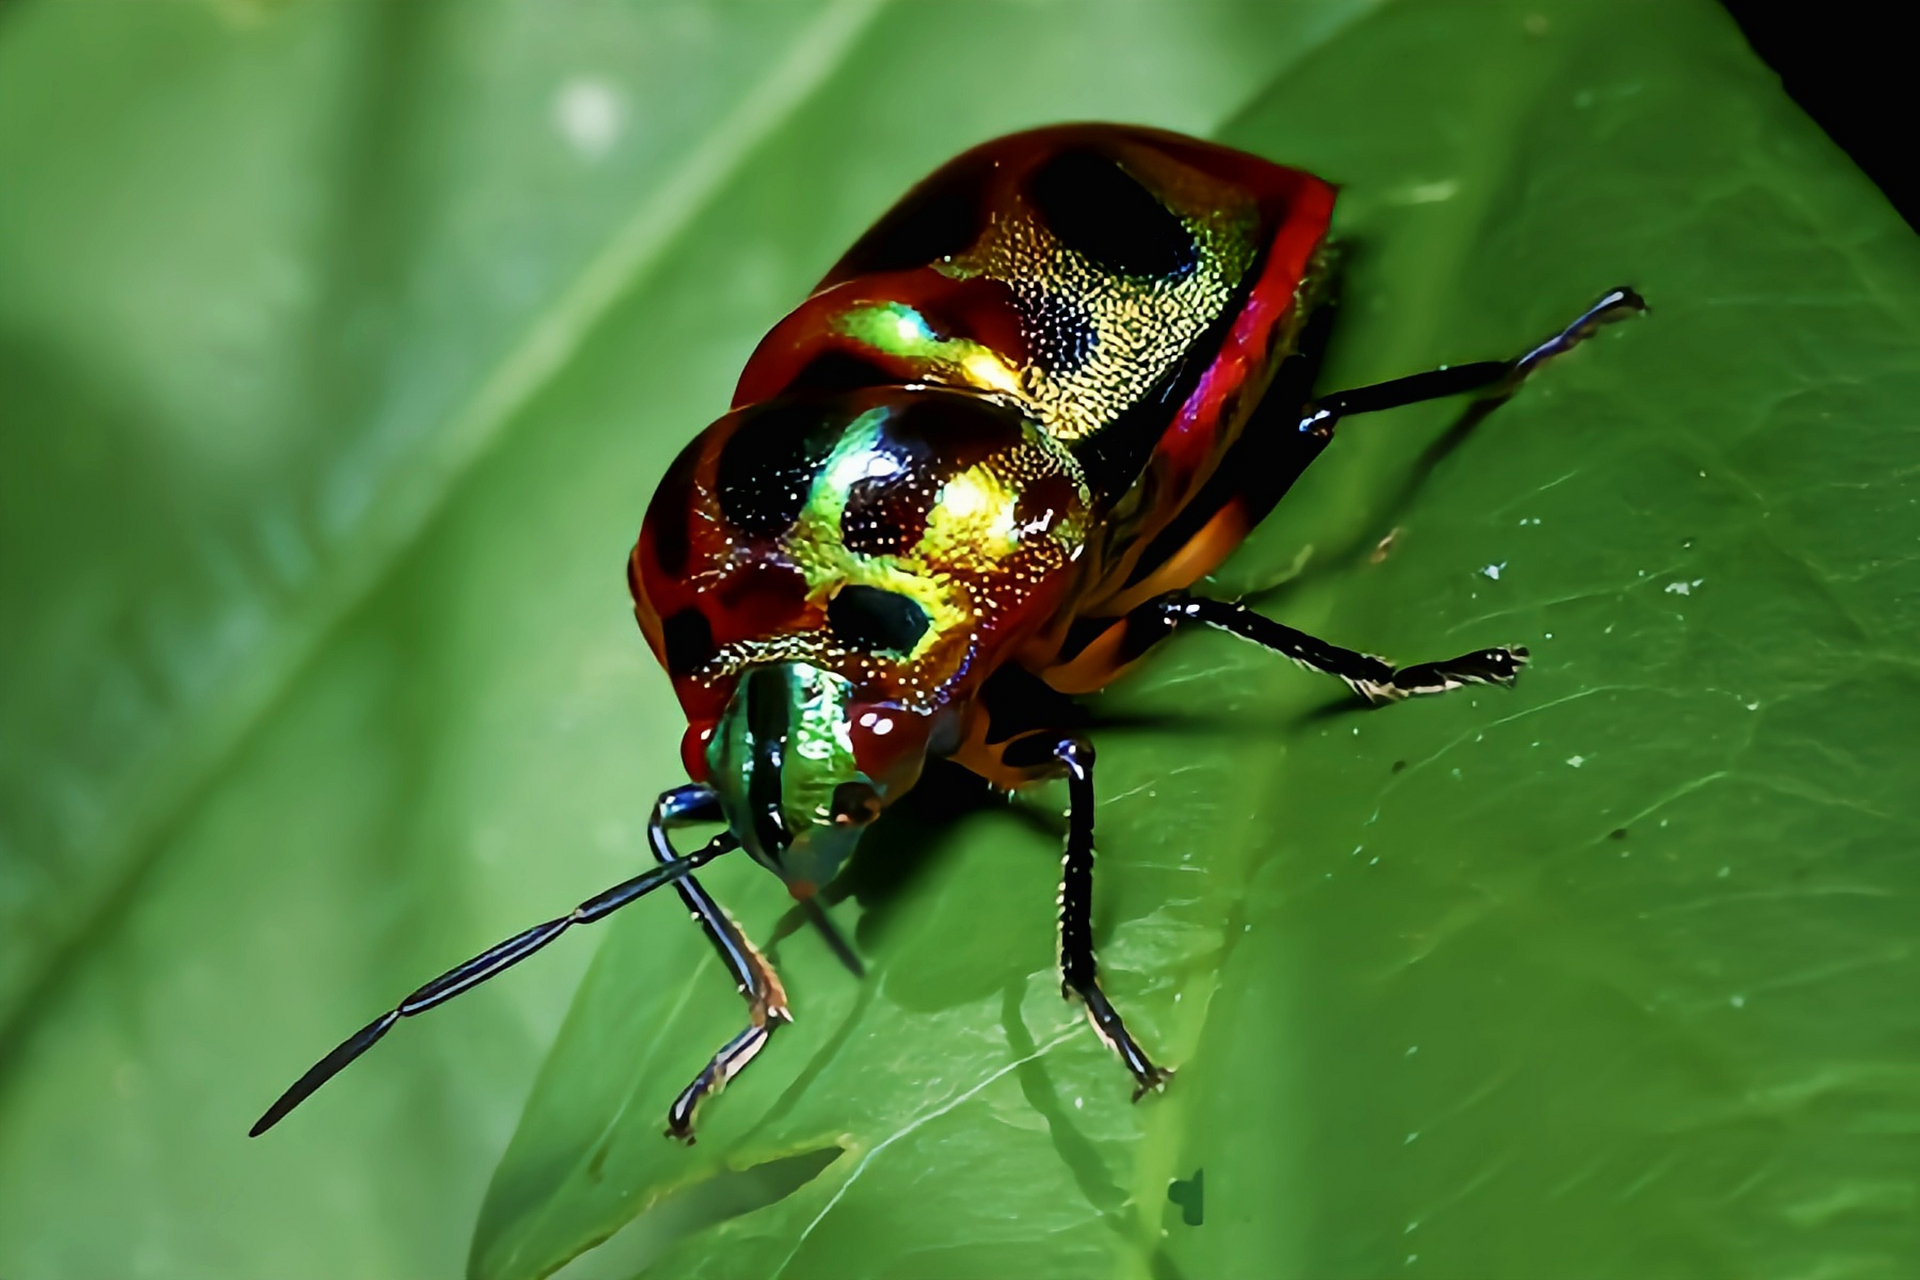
[1049,735,1171,1098]
[1104,592,1527,705]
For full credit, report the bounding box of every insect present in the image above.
[252,125,1641,1142]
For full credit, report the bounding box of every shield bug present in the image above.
[253,124,1641,1142]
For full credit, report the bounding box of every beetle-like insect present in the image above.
[253,125,1640,1141]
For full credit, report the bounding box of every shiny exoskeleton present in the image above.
[253,125,1642,1142]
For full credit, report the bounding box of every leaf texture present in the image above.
[0,2,1376,1277]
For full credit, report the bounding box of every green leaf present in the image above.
[0,2,1374,1277]
[474,2,1920,1279]
[0,0,894,1038]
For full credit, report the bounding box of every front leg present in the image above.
[1110,593,1527,705]
[1051,735,1171,1098]
[649,784,790,1141]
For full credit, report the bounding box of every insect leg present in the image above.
[1051,735,1171,1098]
[649,784,791,1143]
[1127,593,1527,705]
[249,822,738,1137]
[1299,287,1645,436]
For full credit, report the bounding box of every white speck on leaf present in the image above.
[1567,755,1585,768]
[1481,562,1506,580]
[1731,994,1746,1009]
[1397,178,1459,204]
[554,77,625,159]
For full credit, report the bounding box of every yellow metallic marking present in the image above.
[838,303,1022,398]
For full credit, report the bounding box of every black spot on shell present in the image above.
[783,351,897,396]
[828,585,930,653]
[836,390,1029,556]
[834,154,993,278]
[662,608,714,674]
[842,472,933,557]
[647,440,701,577]
[716,400,843,536]
[1027,147,1197,280]
[887,392,1027,464]
[1019,291,1096,374]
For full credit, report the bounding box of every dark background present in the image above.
[1723,0,1913,226]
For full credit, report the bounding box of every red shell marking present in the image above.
[631,125,1334,785]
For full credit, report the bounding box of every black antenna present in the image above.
[250,831,739,1136]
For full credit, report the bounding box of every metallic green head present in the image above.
[707,663,885,896]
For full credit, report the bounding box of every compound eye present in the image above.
[827,585,930,654]
[829,781,881,828]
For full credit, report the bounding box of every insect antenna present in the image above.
[249,830,740,1137]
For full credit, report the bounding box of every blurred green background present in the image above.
[3,1,1917,1277]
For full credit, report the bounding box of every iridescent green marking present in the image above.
[837,303,1023,396]
[783,410,972,662]
[776,407,1091,671]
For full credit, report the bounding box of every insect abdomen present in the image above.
[732,125,1334,521]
